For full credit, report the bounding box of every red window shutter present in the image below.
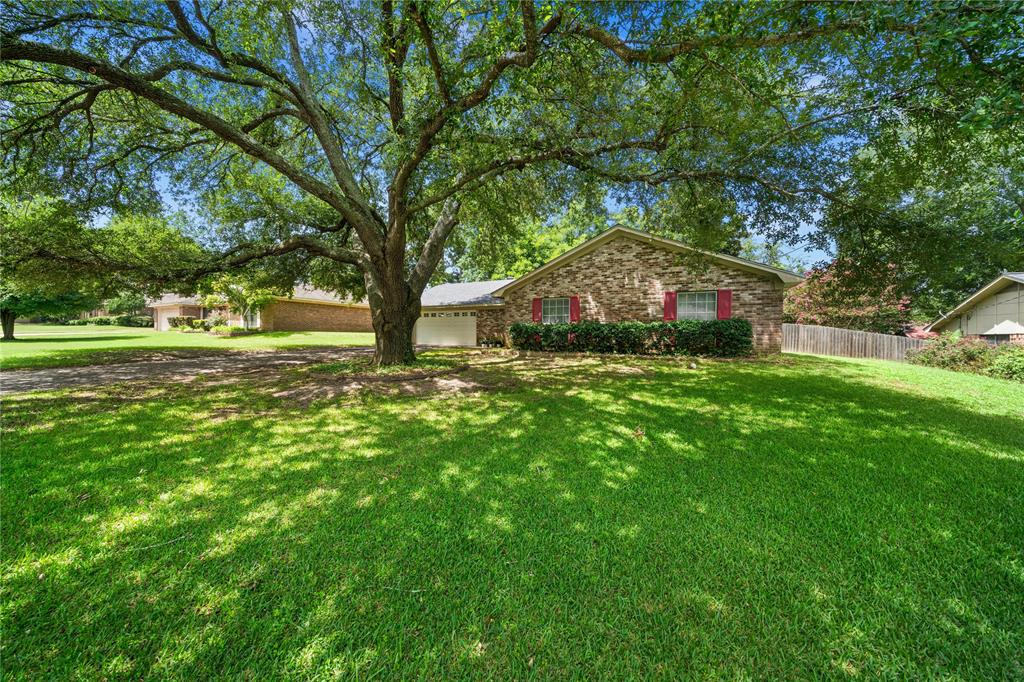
[569,296,581,322]
[717,289,733,319]
[663,291,677,320]
[532,297,542,322]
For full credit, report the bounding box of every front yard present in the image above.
[0,325,376,370]
[2,352,1022,678]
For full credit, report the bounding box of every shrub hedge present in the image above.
[116,314,153,327]
[210,325,253,337]
[167,316,196,329]
[907,332,1024,382]
[509,319,753,357]
[988,346,1024,382]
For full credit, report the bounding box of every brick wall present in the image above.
[261,300,373,332]
[475,307,506,344]
[499,234,786,352]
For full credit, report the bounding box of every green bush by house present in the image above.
[65,315,152,327]
[908,332,1024,382]
[509,319,753,357]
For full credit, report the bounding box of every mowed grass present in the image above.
[2,354,1023,678]
[0,324,376,369]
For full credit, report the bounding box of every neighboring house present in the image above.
[925,272,1024,344]
[148,285,373,332]
[415,225,803,352]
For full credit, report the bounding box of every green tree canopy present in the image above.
[2,1,1021,362]
[814,125,1024,318]
[0,195,102,338]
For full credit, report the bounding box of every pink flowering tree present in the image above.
[784,261,912,335]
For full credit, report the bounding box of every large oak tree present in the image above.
[2,1,1018,363]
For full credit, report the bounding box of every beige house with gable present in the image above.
[926,272,1024,344]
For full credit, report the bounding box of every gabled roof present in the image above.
[491,225,804,297]
[421,279,514,307]
[926,272,1024,332]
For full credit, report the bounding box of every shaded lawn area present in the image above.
[0,326,376,370]
[2,354,1023,678]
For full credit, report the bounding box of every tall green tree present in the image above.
[0,287,99,339]
[0,195,100,338]
[3,1,1020,363]
[815,126,1024,318]
[200,273,278,329]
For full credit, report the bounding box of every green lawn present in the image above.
[0,324,376,369]
[3,353,1023,678]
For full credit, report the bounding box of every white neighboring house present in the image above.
[926,272,1024,345]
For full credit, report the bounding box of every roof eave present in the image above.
[924,273,1018,331]
[421,301,506,309]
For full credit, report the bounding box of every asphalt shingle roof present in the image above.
[420,279,513,307]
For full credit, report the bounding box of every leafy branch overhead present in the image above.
[1,0,1020,362]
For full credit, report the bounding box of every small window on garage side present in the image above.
[542,297,570,324]
[677,291,717,320]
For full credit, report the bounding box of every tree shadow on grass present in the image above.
[2,356,1023,679]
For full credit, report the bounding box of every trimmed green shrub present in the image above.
[209,325,253,337]
[509,319,753,357]
[62,319,90,326]
[167,316,196,329]
[987,344,1024,382]
[111,314,153,327]
[92,316,113,325]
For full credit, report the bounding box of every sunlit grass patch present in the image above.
[2,354,1023,678]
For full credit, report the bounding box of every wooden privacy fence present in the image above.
[782,323,928,362]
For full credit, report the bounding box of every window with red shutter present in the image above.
[531,297,542,322]
[569,296,581,322]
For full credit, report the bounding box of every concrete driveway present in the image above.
[0,347,374,396]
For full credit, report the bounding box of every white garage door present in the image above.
[414,311,477,346]
[154,308,172,331]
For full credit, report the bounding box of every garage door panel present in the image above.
[414,313,476,346]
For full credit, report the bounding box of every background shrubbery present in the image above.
[60,315,152,327]
[907,333,1024,382]
[509,319,753,357]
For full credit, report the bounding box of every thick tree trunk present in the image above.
[1,309,15,340]
[369,279,421,366]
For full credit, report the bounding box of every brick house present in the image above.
[416,225,803,352]
[149,285,372,332]
[925,272,1024,345]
